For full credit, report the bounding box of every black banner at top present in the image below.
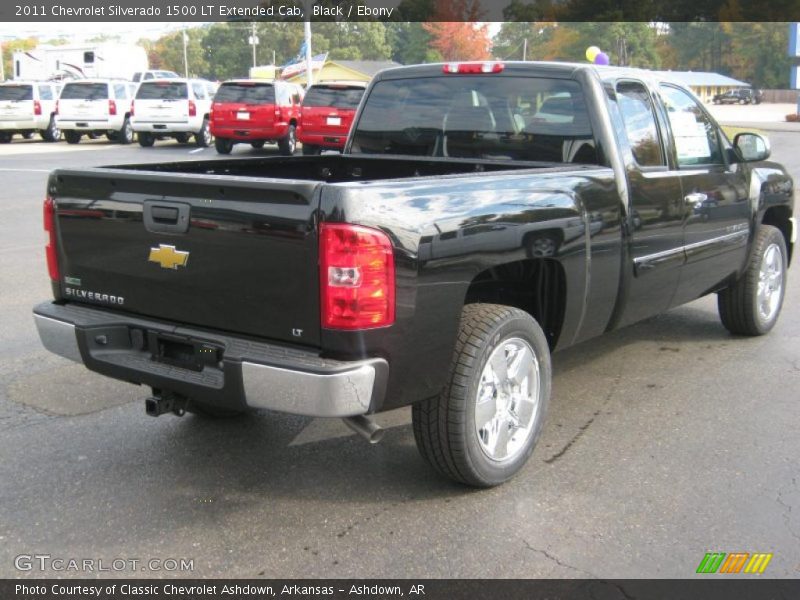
[3,0,800,22]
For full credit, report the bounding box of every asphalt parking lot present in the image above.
[0,129,798,579]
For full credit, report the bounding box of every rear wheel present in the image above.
[412,303,551,487]
[64,131,82,144]
[214,137,233,154]
[137,132,155,147]
[43,117,60,142]
[718,225,787,336]
[250,140,265,149]
[22,132,34,140]
[0,132,12,143]
[278,124,296,156]
[302,143,319,156]
[117,117,134,144]
[195,118,212,147]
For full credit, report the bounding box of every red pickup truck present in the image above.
[298,82,366,154]
[210,80,302,155]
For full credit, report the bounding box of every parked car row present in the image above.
[712,87,763,104]
[0,77,368,155]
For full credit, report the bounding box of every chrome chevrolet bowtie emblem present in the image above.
[148,244,189,269]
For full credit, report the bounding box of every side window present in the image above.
[615,81,664,167]
[84,51,94,64]
[114,84,127,99]
[659,85,723,167]
[38,85,53,100]
[191,83,206,100]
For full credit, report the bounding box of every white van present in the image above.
[131,78,216,147]
[57,79,138,144]
[0,81,60,142]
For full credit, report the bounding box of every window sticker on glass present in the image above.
[669,111,711,160]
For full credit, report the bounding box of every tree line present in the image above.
[1,22,793,89]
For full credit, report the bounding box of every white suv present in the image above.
[131,78,216,147]
[57,79,138,144]
[0,81,60,143]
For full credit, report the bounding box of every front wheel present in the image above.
[250,140,265,149]
[0,132,12,143]
[42,116,60,142]
[718,225,787,336]
[195,118,212,147]
[214,137,233,154]
[302,143,319,156]
[137,132,155,147]
[278,124,296,156]
[118,117,134,144]
[412,303,551,487]
[175,133,191,144]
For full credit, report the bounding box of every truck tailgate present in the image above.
[51,169,322,347]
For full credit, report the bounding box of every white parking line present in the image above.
[189,148,205,154]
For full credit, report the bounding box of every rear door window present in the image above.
[113,84,128,100]
[38,85,53,100]
[0,85,34,101]
[136,82,188,100]
[214,83,275,104]
[191,82,207,100]
[615,81,665,167]
[60,83,108,100]
[303,85,365,109]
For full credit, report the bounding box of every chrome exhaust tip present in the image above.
[342,415,385,444]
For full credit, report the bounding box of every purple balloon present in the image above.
[594,52,610,66]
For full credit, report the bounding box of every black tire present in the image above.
[106,132,118,141]
[64,131,82,144]
[278,124,296,156]
[0,132,12,143]
[137,132,155,147]
[175,133,191,144]
[195,118,211,147]
[718,225,787,336]
[118,117,134,144]
[214,137,233,154]
[22,132,34,139]
[42,116,60,142]
[186,401,245,419]
[302,143,319,156]
[250,140,265,149]
[412,303,551,487]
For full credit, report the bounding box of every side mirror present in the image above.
[733,132,770,162]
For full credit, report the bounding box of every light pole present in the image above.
[249,22,259,69]
[182,29,189,77]
[304,19,313,87]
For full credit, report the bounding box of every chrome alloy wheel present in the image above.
[475,337,541,462]
[757,243,783,322]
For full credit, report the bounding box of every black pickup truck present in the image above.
[34,62,794,487]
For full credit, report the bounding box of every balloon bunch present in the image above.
[585,46,610,66]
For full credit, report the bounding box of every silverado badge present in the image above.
[148,244,189,270]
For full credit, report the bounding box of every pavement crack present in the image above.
[776,476,800,543]
[523,539,597,578]
[544,370,622,464]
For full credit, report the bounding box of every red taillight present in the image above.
[442,62,504,74]
[108,99,117,116]
[33,100,42,115]
[320,223,395,330]
[129,100,134,116]
[44,197,60,282]
[55,100,59,115]
[188,100,196,117]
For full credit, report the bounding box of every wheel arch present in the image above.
[762,205,793,265]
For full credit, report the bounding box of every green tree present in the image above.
[492,22,556,60]
[386,22,439,64]
[2,37,38,81]
[152,28,208,78]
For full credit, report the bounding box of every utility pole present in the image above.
[249,22,259,69]
[182,29,189,77]
[304,19,313,87]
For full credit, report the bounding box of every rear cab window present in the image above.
[214,83,276,104]
[136,82,188,100]
[350,75,597,162]
[0,85,34,101]
[303,85,364,109]
[615,81,665,167]
[60,83,109,100]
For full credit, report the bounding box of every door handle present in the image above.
[685,192,707,205]
[143,201,190,234]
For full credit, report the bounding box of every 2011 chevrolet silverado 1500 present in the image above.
[34,62,795,487]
